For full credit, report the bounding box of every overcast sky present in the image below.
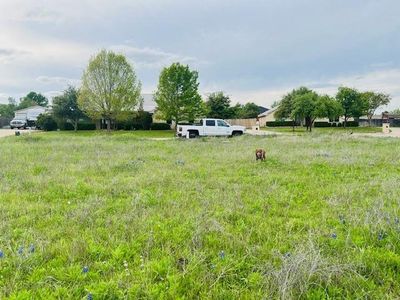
[0,0,399,110]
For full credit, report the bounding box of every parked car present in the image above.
[177,118,246,138]
[10,119,27,129]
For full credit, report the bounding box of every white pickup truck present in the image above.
[177,119,246,138]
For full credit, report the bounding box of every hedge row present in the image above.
[314,121,359,127]
[150,123,171,130]
[266,121,300,127]
[266,121,359,128]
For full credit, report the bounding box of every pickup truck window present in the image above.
[217,120,229,127]
[206,120,216,126]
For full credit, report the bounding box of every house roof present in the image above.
[258,107,276,118]
[14,105,46,113]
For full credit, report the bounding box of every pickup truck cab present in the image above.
[177,119,246,138]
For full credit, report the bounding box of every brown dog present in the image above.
[255,149,266,161]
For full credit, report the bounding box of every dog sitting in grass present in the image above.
[255,149,266,161]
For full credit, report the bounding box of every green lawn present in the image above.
[1,131,400,299]
[263,126,382,134]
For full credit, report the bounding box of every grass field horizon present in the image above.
[1,131,400,299]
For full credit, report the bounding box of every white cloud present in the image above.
[36,76,81,86]
[110,44,208,69]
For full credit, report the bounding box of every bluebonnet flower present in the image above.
[176,160,185,166]
[83,266,89,273]
[29,244,35,253]
[0,250,4,258]
[378,231,385,241]
[17,246,23,255]
[283,252,291,259]
[219,251,225,259]
[395,217,399,225]
[87,293,93,300]
[331,233,337,239]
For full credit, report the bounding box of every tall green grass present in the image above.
[0,132,399,299]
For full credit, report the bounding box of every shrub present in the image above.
[150,123,171,130]
[266,121,300,127]
[116,111,153,130]
[314,122,331,128]
[345,121,359,127]
[36,114,58,131]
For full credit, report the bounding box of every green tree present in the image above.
[0,97,17,118]
[390,108,400,115]
[78,50,142,131]
[18,92,48,109]
[361,91,391,126]
[336,87,366,127]
[315,95,343,122]
[274,87,312,130]
[154,63,203,127]
[291,91,319,131]
[206,92,233,119]
[237,102,261,119]
[53,86,87,131]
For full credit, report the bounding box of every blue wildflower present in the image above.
[219,251,225,259]
[283,252,291,259]
[0,250,4,258]
[83,266,89,273]
[378,231,385,241]
[176,160,185,166]
[87,293,93,300]
[29,244,35,253]
[331,233,337,239]
[17,246,23,255]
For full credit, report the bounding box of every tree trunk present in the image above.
[292,120,295,132]
[107,119,111,131]
[368,115,372,127]
[344,116,348,128]
[74,119,78,132]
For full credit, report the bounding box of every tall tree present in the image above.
[390,108,400,115]
[237,102,261,119]
[78,50,142,131]
[53,86,86,131]
[18,92,48,109]
[291,91,319,132]
[361,91,391,126]
[274,87,312,130]
[154,62,203,127]
[336,87,366,127]
[206,92,233,119]
[0,97,17,118]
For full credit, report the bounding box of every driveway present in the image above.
[354,127,400,138]
[0,129,33,138]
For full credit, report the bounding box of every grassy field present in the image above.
[262,126,382,134]
[1,131,400,299]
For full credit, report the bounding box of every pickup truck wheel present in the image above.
[232,131,243,137]
[188,131,199,139]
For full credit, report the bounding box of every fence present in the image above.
[225,118,258,129]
